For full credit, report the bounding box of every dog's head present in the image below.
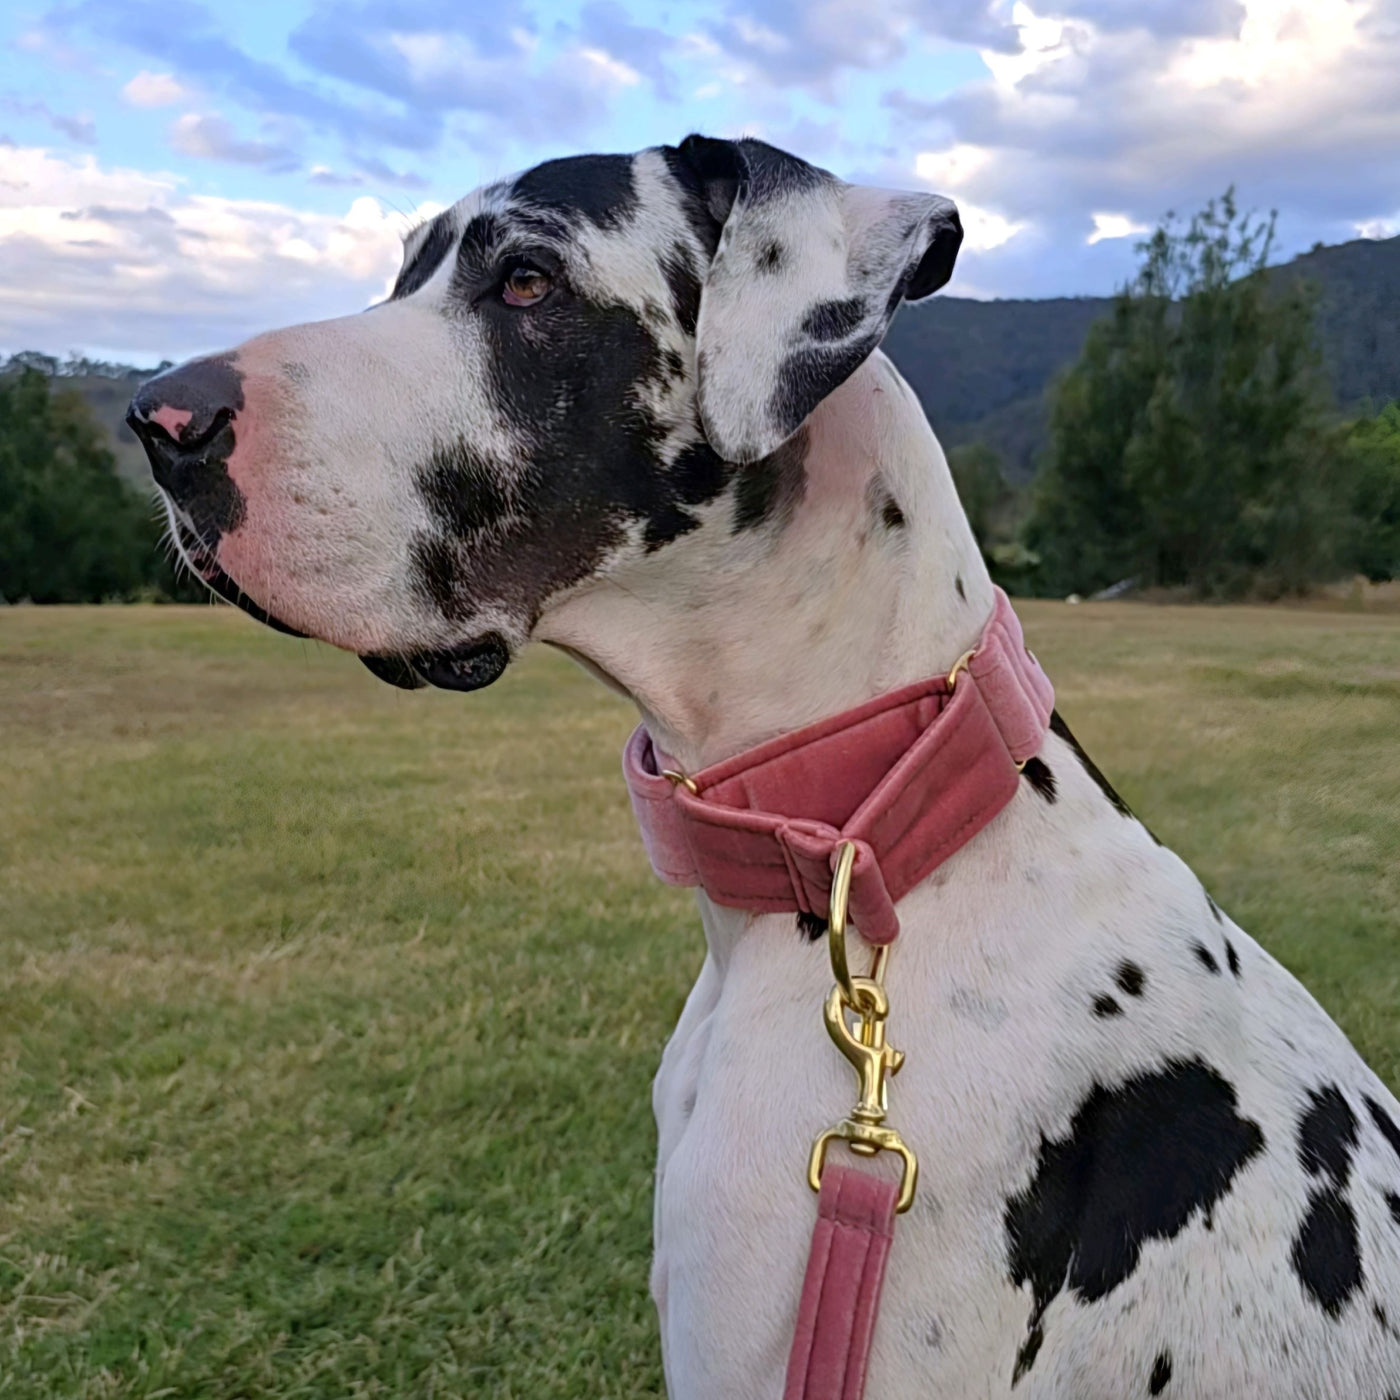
[128,136,961,691]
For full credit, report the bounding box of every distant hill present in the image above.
[8,231,1400,490]
[885,231,1400,480]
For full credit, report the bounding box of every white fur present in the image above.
[540,355,1400,1398]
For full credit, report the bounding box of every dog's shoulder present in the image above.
[950,764,1400,1393]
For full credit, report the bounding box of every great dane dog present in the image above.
[128,136,1400,1398]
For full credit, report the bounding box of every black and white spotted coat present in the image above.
[135,136,1400,1398]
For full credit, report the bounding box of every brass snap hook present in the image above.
[809,839,919,1213]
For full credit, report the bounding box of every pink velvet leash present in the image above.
[782,1166,900,1400]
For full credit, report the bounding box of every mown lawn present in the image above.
[2,601,1398,1398]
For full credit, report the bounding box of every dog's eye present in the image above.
[503,265,552,307]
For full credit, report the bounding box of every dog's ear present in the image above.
[672,134,962,464]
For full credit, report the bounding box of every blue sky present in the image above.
[1,0,1397,362]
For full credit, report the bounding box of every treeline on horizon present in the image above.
[2,189,1399,606]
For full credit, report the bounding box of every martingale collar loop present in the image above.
[622,588,1054,942]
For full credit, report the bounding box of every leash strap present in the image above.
[783,1166,900,1400]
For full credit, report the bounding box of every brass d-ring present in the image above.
[661,769,699,794]
[946,648,976,691]
[826,842,887,1011]
[827,841,858,1005]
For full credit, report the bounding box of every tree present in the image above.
[1342,401,1400,581]
[1026,191,1343,598]
[948,441,1016,548]
[0,367,188,602]
[946,441,1038,590]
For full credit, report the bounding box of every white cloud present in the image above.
[577,47,643,87]
[730,15,790,54]
[980,1,1084,89]
[891,0,1400,294]
[1356,215,1399,239]
[122,71,190,108]
[914,144,993,190]
[0,143,435,360]
[914,148,1026,250]
[956,201,1028,251]
[1087,211,1150,244]
[169,112,297,169]
[1171,0,1363,89]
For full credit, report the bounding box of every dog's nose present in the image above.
[126,357,243,497]
[127,357,247,539]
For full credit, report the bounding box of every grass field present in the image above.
[2,601,1398,1399]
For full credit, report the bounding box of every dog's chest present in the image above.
[648,774,1400,1398]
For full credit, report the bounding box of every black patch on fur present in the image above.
[1149,1350,1173,1394]
[1367,1097,1400,1164]
[802,297,866,342]
[880,494,906,530]
[1298,1087,1358,1185]
[391,212,456,299]
[770,336,881,445]
[1386,1193,1400,1227]
[417,440,513,536]
[1116,962,1146,997]
[1225,939,1241,977]
[455,210,505,273]
[1011,1323,1043,1385]
[758,240,785,272]
[662,138,731,250]
[1049,710,1145,830]
[1206,891,1224,922]
[723,135,829,202]
[1193,943,1220,975]
[661,243,702,337]
[797,911,827,941]
[1292,1086,1364,1318]
[511,155,638,229]
[1004,1059,1263,1378]
[1021,757,1057,803]
[1092,995,1122,1019]
[409,279,732,630]
[955,573,966,600]
[1293,1194,1363,1317]
[641,442,732,552]
[732,428,809,533]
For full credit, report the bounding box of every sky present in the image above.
[0,0,1397,364]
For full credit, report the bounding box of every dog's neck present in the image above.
[537,352,992,773]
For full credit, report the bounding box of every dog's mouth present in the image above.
[358,636,510,693]
[175,520,309,640]
[172,520,509,694]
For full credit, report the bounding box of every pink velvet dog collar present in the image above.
[622,588,1053,942]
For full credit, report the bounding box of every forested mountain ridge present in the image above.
[885,231,1400,479]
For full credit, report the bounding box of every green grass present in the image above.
[2,601,1398,1398]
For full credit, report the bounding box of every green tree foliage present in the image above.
[1026,191,1345,599]
[0,367,191,602]
[1342,401,1400,581]
[946,441,1039,589]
